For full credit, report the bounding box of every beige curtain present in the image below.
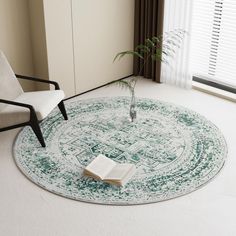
[133,0,165,82]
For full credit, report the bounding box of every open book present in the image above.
[83,154,136,186]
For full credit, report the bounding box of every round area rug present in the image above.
[14,97,227,205]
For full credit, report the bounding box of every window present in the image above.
[191,0,236,91]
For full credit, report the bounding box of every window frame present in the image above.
[193,76,236,94]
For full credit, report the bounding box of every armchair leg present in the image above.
[58,101,68,120]
[30,113,46,147]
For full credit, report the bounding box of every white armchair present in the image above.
[0,51,68,147]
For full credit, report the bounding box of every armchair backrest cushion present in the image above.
[0,51,23,111]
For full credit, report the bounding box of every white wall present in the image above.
[43,0,134,97]
[43,0,76,97]
[72,0,135,94]
[0,0,35,91]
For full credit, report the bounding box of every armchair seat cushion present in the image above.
[0,90,65,128]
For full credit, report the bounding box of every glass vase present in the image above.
[129,90,137,122]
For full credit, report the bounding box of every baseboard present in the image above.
[64,74,134,101]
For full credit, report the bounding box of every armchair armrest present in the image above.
[0,99,34,112]
[15,74,60,90]
[0,99,42,134]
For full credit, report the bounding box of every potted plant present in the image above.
[113,29,186,122]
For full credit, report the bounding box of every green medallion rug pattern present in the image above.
[14,97,227,205]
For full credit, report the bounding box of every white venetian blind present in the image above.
[191,0,236,88]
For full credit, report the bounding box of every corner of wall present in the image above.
[28,0,50,91]
[0,0,36,91]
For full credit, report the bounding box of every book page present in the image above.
[84,154,116,180]
[120,165,136,186]
[104,164,134,181]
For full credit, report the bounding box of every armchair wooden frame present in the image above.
[0,75,68,147]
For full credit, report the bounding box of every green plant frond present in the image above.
[174,32,185,38]
[158,34,164,40]
[155,48,170,57]
[113,29,185,76]
[176,29,187,35]
[153,49,161,57]
[162,50,169,56]
[129,76,139,85]
[145,38,156,48]
[152,36,161,43]
[113,51,125,62]
[135,44,150,53]
[162,49,175,57]
[163,29,185,42]
[173,33,186,41]
[130,51,144,59]
[113,51,144,62]
[161,56,171,65]
[170,29,187,40]
[162,44,176,53]
[151,54,161,61]
[152,48,176,61]
[164,39,180,48]
[169,35,182,43]
[109,80,133,93]
[170,30,183,36]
